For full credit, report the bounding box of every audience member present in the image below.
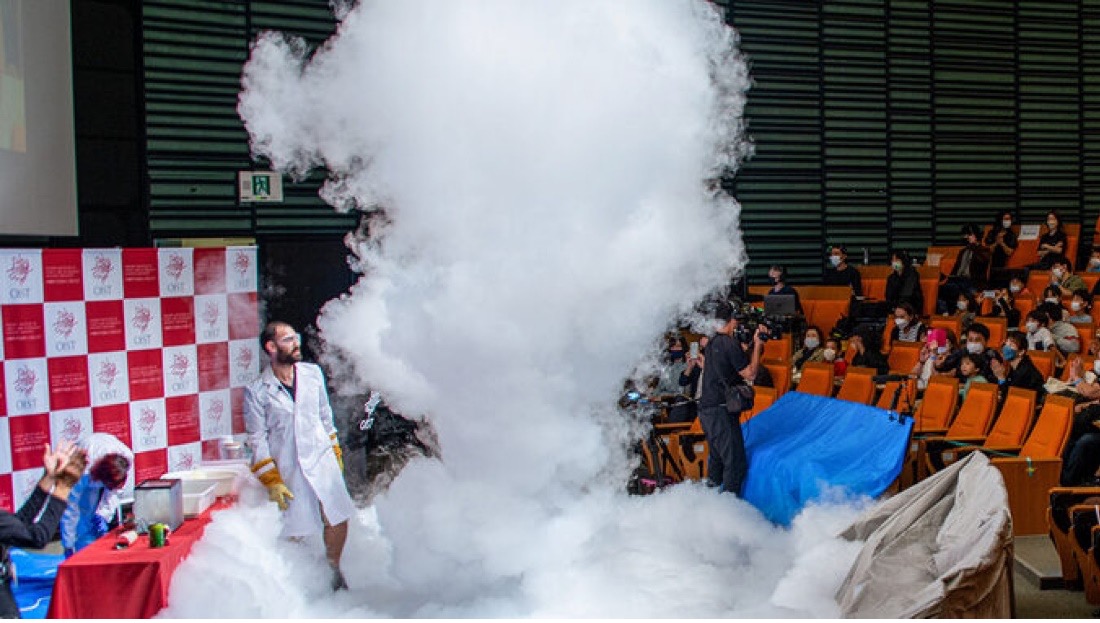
[792,325,824,372]
[987,287,1021,328]
[1008,275,1031,300]
[1087,246,1100,273]
[1050,256,1085,297]
[766,265,802,314]
[1060,356,1100,485]
[1038,285,1068,322]
[1035,210,1068,269]
[958,352,990,399]
[889,302,926,346]
[940,223,990,311]
[822,245,862,296]
[952,291,979,330]
[990,331,1046,396]
[885,250,923,313]
[822,337,848,378]
[848,328,889,375]
[912,327,950,391]
[984,210,1019,286]
[1024,309,1056,352]
[935,323,991,381]
[1068,289,1094,325]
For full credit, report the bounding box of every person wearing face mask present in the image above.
[822,245,863,296]
[822,337,847,377]
[791,325,825,372]
[934,323,992,381]
[766,264,802,314]
[940,223,991,313]
[913,328,950,391]
[984,210,1019,287]
[1060,356,1100,485]
[888,302,926,347]
[987,286,1022,328]
[1068,289,1093,325]
[1024,309,1056,352]
[1007,276,1032,300]
[1087,246,1100,274]
[1049,257,1085,297]
[990,332,1047,397]
[884,250,923,314]
[1037,285,1069,323]
[848,328,889,375]
[1034,210,1067,269]
[952,292,979,330]
[654,335,689,397]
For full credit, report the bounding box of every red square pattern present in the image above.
[197,343,229,392]
[194,248,226,295]
[92,404,131,447]
[133,449,167,485]
[0,474,12,513]
[0,367,5,418]
[231,387,246,434]
[42,249,84,302]
[127,349,164,400]
[2,304,45,359]
[165,394,200,446]
[122,249,159,299]
[160,296,195,347]
[227,292,259,340]
[47,356,90,411]
[85,300,126,353]
[8,414,50,472]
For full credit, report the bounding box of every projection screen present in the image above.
[0,0,77,237]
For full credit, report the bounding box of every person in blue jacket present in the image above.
[60,433,133,557]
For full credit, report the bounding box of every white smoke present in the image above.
[162,1,868,617]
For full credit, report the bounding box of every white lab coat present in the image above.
[244,363,355,538]
[60,433,134,551]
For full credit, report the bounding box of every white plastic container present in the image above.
[161,468,242,498]
[181,480,217,517]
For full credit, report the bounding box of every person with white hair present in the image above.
[60,432,133,557]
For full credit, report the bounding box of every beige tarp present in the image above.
[835,452,1014,618]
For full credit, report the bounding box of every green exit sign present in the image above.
[239,171,284,202]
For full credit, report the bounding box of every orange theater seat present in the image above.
[876,378,917,414]
[763,358,791,397]
[922,387,1037,479]
[928,315,962,340]
[912,375,959,434]
[887,342,922,375]
[984,317,1008,349]
[912,382,999,482]
[741,386,777,424]
[925,245,964,276]
[857,265,892,301]
[795,286,853,340]
[918,265,940,317]
[1029,350,1056,381]
[762,334,792,362]
[835,366,876,405]
[1027,271,1052,300]
[796,361,835,397]
[1079,272,1100,293]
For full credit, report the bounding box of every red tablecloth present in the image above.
[47,500,231,619]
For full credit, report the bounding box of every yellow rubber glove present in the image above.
[252,459,294,511]
[330,433,344,472]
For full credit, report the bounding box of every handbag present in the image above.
[723,379,755,414]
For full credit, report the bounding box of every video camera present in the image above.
[732,303,784,344]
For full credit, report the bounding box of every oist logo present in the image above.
[97,361,119,387]
[165,254,186,281]
[176,452,195,471]
[53,309,77,338]
[232,250,251,275]
[91,256,113,283]
[208,398,225,425]
[234,346,253,372]
[6,256,31,285]
[138,406,157,435]
[131,305,152,333]
[202,300,220,328]
[14,367,37,396]
[170,353,191,380]
[62,416,83,441]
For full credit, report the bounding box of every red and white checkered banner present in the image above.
[0,247,260,511]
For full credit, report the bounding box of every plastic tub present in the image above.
[181,481,217,517]
[161,468,241,498]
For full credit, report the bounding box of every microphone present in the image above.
[873,373,910,384]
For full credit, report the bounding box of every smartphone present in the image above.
[689,342,700,358]
[982,290,996,299]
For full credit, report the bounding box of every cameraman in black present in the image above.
[698,300,766,496]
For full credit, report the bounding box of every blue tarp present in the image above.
[741,392,913,526]
[8,547,63,619]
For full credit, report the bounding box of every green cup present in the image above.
[149,523,166,548]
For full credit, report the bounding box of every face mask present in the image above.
[1002,345,1018,361]
[936,345,948,355]
[829,255,842,267]
[804,337,820,349]
[1046,297,1059,304]
[894,317,907,328]
[1091,258,1100,266]
[957,301,968,311]
[1026,321,1039,333]
[1048,220,1058,229]
[822,348,837,361]
[1002,219,1012,229]
[1072,301,1083,312]
[891,261,903,271]
[1053,268,1065,279]
[1094,360,1100,375]
[966,341,984,354]
[1009,284,1022,294]
[669,349,685,362]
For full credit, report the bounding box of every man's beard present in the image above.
[276,347,301,365]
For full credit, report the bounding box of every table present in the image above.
[47,500,231,619]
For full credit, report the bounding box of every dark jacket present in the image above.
[951,242,992,286]
[886,266,924,313]
[823,265,863,296]
[1001,354,1046,397]
[0,485,67,559]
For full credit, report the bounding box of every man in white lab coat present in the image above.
[245,321,356,591]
